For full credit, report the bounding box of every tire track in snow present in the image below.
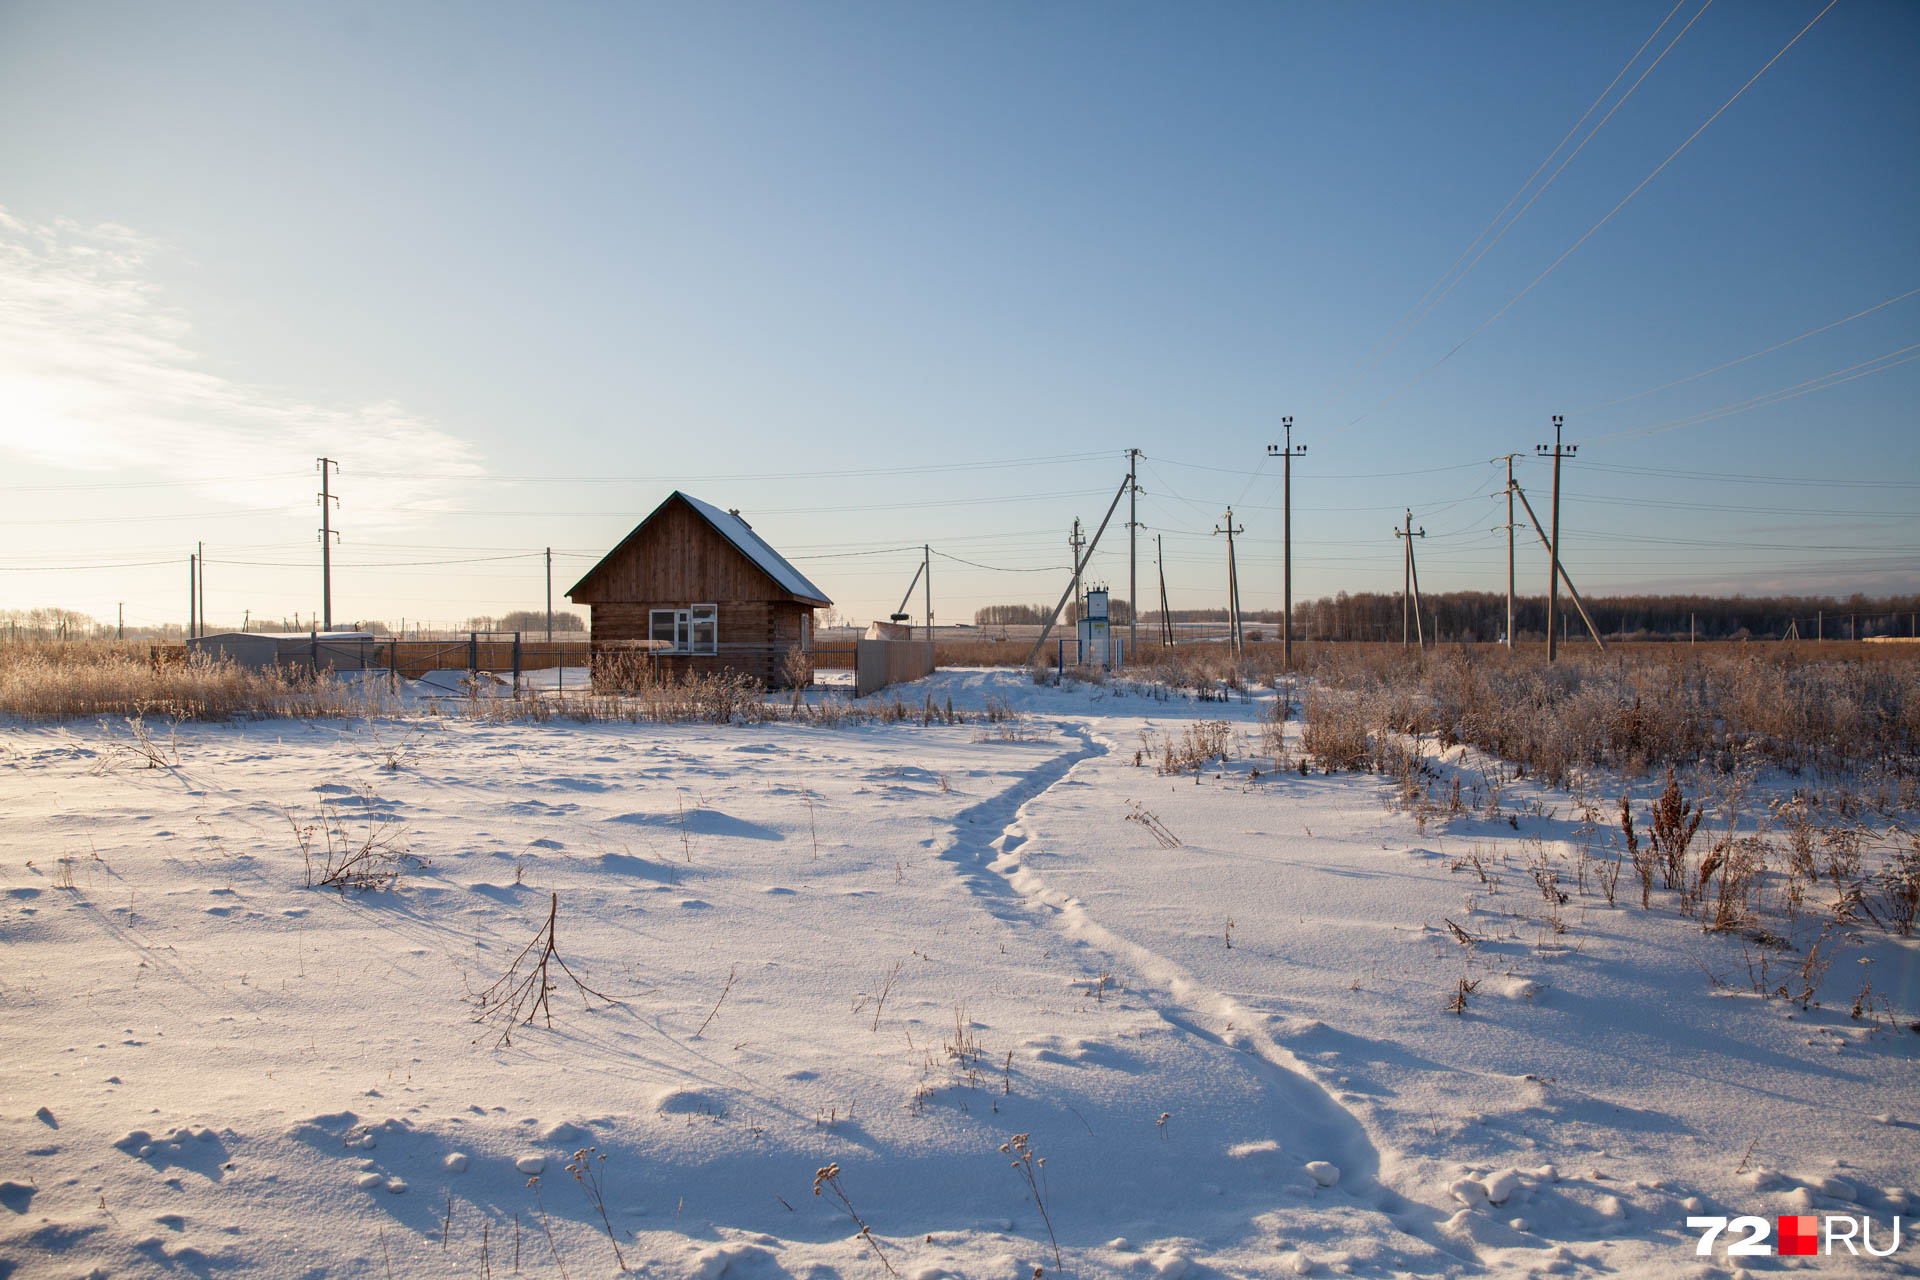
[936,717,1468,1264]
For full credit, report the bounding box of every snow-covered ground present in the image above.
[1,668,1914,1279]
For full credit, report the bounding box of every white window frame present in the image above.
[650,608,689,653]
[690,603,718,655]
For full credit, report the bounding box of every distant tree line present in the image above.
[975,599,1134,626]
[1162,591,1920,643]
[974,592,1920,642]
[464,610,586,633]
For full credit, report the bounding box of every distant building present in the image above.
[566,492,831,689]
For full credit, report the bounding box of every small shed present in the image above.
[567,492,832,689]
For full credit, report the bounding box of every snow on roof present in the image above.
[677,493,831,605]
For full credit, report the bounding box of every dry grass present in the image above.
[1141,641,1920,785]
[0,640,989,729]
[0,642,394,721]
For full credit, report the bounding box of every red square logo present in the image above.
[1777,1215,1818,1257]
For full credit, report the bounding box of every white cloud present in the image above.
[0,206,484,525]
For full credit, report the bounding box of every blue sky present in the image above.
[0,1,1914,631]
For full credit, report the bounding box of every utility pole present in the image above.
[1508,479,1607,650]
[1156,534,1173,647]
[317,457,339,631]
[1127,448,1140,662]
[1026,474,1131,665]
[1267,418,1307,670]
[1395,511,1426,649]
[1069,519,1086,627]
[1213,508,1244,655]
[188,553,197,640]
[117,603,124,641]
[923,543,932,647]
[1492,453,1520,647]
[1535,416,1575,663]
[197,541,205,636]
[545,547,553,640]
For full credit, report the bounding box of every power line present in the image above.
[1314,0,1706,417]
[1564,491,1920,519]
[1577,284,1920,415]
[1579,461,1920,489]
[210,553,546,568]
[0,487,1114,526]
[0,558,185,572]
[931,549,1072,574]
[0,472,307,493]
[1337,0,1841,435]
[1151,456,1489,480]
[785,545,923,561]
[1564,526,1920,553]
[1592,342,1920,442]
[350,450,1113,485]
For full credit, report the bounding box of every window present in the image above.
[649,606,717,655]
[649,608,687,652]
[690,604,718,655]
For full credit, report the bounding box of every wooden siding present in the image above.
[589,599,813,688]
[570,498,814,606]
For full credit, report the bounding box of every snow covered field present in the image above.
[1,668,1914,1279]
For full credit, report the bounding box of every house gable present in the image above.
[566,492,831,607]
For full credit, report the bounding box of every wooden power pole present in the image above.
[1156,535,1173,647]
[1493,453,1520,647]
[1535,416,1575,663]
[1267,418,1306,670]
[1069,518,1085,627]
[1213,508,1244,655]
[1025,475,1131,664]
[1395,511,1426,649]
[1127,448,1140,663]
[1508,479,1607,650]
[317,457,339,631]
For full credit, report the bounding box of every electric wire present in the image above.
[1575,284,1920,415]
[1336,0,1841,436]
[1591,342,1920,442]
[1315,0,1706,417]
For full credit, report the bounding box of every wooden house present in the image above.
[566,492,832,689]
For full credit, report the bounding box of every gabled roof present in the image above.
[566,491,832,606]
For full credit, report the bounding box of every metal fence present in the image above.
[854,638,936,697]
[158,630,941,698]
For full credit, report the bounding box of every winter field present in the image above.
[2,657,1917,1279]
